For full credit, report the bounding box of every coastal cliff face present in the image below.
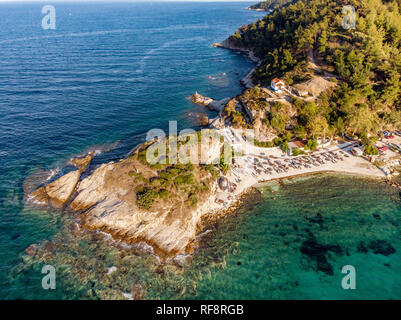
[28,137,224,258]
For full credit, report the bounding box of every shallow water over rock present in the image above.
[7,173,401,299]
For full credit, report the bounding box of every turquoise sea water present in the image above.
[1,3,401,300]
[187,174,401,300]
[10,173,401,300]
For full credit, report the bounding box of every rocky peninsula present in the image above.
[27,126,387,261]
[28,133,231,259]
[27,0,401,261]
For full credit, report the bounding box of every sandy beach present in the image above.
[208,128,386,211]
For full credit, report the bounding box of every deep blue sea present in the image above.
[1,2,401,300]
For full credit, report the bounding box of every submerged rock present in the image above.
[187,112,209,126]
[41,240,56,253]
[25,244,37,257]
[305,213,325,228]
[199,113,209,126]
[358,240,396,256]
[357,241,368,253]
[300,238,342,276]
[131,284,144,300]
[368,240,396,256]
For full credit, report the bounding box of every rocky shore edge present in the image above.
[25,33,396,263]
[26,152,95,209]
[212,39,260,64]
[212,38,260,88]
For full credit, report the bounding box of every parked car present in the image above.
[351,147,363,156]
[341,132,356,141]
[377,146,388,151]
[385,134,395,139]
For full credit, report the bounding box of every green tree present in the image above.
[281,141,289,153]
[346,104,379,135]
[305,139,318,151]
[318,30,328,55]
[364,144,379,155]
[306,115,328,137]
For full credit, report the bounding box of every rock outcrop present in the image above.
[212,39,260,63]
[191,92,230,113]
[208,97,231,113]
[71,152,95,173]
[240,68,256,89]
[28,140,224,259]
[191,92,213,106]
[29,170,81,208]
[27,152,95,208]
[70,162,115,211]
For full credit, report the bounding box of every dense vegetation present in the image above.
[249,0,295,11]
[229,0,401,143]
[130,134,222,210]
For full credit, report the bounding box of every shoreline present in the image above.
[187,168,390,270]
[212,40,261,64]
[25,133,390,264]
[24,36,267,261]
[140,138,387,260]
[245,6,271,13]
[70,166,387,263]
[25,44,389,263]
[257,170,384,186]
[212,40,260,89]
[23,28,393,264]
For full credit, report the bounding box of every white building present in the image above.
[271,78,286,92]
